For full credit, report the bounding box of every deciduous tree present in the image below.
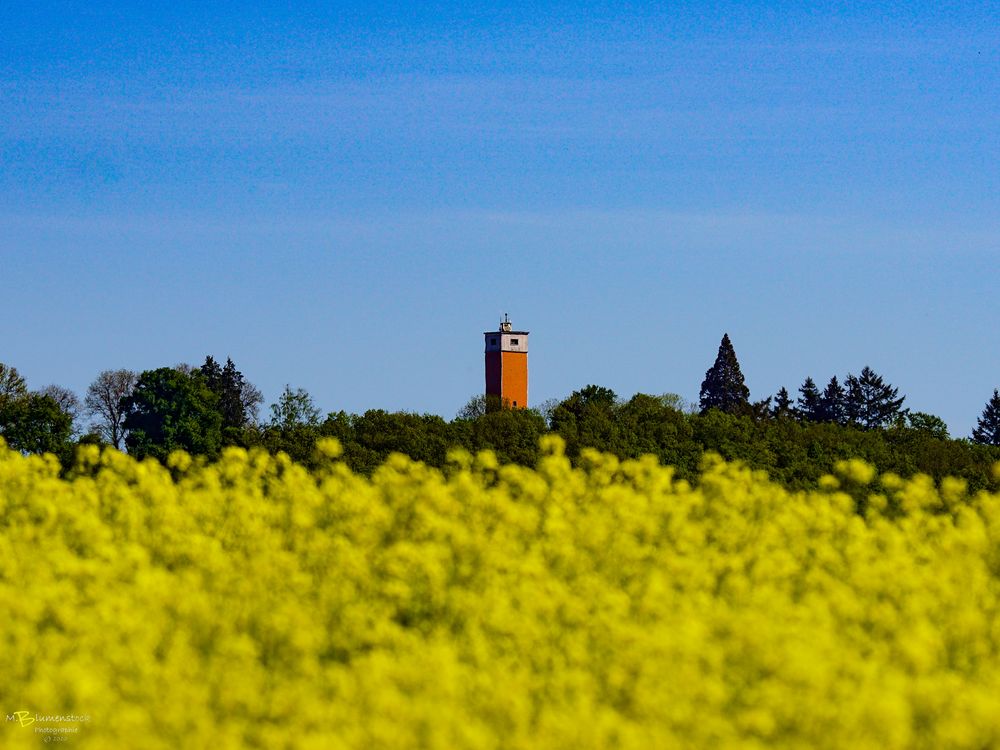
[456,394,488,420]
[123,368,222,461]
[0,392,73,457]
[85,369,138,450]
[551,385,620,458]
[269,385,321,429]
[906,412,950,440]
[0,365,75,459]
[470,407,547,466]
[39,384,81,435]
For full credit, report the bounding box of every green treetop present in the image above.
[972,389,1000,446]
[699,334,750,415]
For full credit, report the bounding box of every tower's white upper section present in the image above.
[484,314,528,352]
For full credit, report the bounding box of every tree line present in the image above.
[1,335,999,490]
[700,333,941,433]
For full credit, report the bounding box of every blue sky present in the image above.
[2,2,998,435]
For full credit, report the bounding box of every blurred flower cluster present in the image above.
[2,437,1000,749]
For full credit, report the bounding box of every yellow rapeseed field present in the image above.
[2,436,1000,749]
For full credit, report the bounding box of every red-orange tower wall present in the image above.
[485,351,528,408]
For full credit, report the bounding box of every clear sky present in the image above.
[2,2,998,436]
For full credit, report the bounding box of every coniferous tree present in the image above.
[771,387,795,419]
[819,376,847,425]
[200,356,224,393]
[221,359,244,428]
[200,356,263,435]
[797,377,822,422]
[971,389,1000,446]
[750,396,773,421]
[699,334,750,415]
[218,358,250,428]
[844,366,905,430]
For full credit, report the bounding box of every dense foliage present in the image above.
[0,363,74,463]
[3,438,1000,748]
[2,344,1000,491]
[122,367,224,461]
[245,392,998,493]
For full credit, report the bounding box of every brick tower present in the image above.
[485,314,528,409]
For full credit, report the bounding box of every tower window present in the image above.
[511,338,519,345]
[490,338,497,345]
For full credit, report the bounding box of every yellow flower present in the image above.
[1,440,999,749]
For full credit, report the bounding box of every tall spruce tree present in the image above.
[797,377,822,422]
[699,334,750,415]
[218,358,248,429]
[200,356,224,395]
[971,389,1000,446]
[771,387,795,419]
[844,366,905,429]
[819,376,847,425]
[200,356,264,436]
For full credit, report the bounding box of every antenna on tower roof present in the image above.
[500,313,512,332]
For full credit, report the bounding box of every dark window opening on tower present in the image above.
[511,338,519,345]
[490,338,497,345]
